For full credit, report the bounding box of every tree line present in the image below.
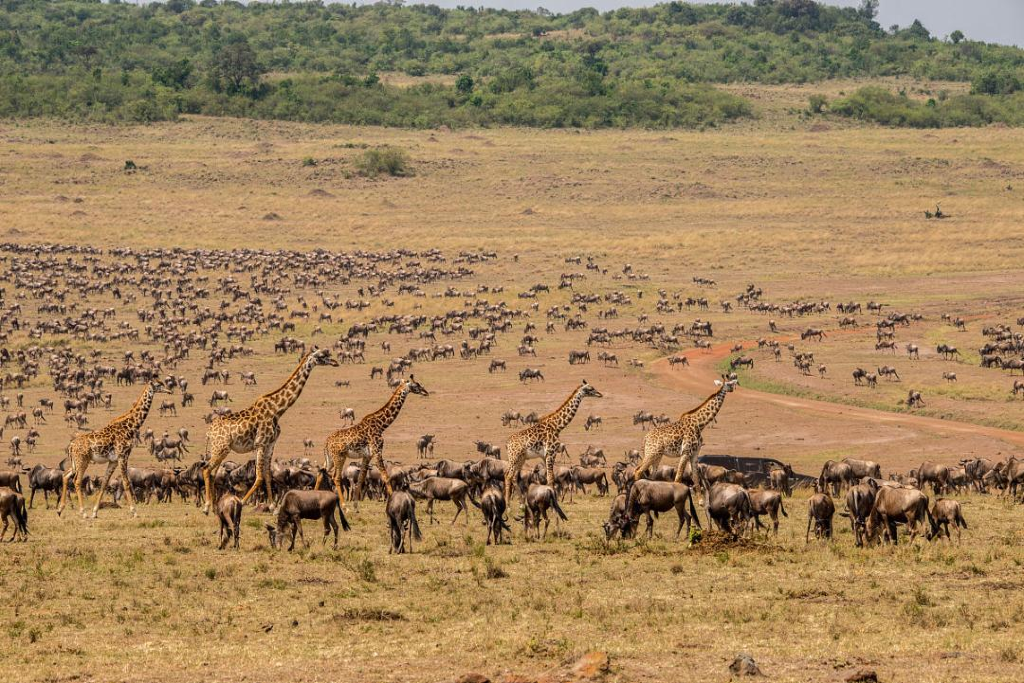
[0,0,1021,128]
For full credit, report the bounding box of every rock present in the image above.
[457,675,490,683]
[728,653,763,677]
[845,669,879,683]
[571,651,610,679]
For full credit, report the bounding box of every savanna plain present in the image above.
[2,90,1024,683]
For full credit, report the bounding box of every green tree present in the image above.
[212,39,263,94]
[455,74,474,94]
[950,30,965,45]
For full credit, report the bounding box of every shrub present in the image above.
[355,146,412,178]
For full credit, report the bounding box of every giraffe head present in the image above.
[579,379,603,399]
[404,375,430,397]
[309,347,339,367]
[714,376,738,392]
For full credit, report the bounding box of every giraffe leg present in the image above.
[504,444,526,504]
[116,454,138,518]
[331,458,347,510]
[633,442,663,483]
[369,438,391,497]
[56,459,78,517]
[353,450,372,508]
[239,445,268,506]
[90,461,118,519]
[261,442,277,510]
[202,441,232,516]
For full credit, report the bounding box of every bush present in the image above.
[355,147,412,178]
[830,86,1024,127]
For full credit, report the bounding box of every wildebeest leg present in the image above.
[451,495,464,525]
[542,509,550,539]
[645,511,655,538]
[427,499,435,524]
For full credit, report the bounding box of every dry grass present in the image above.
[2,105,1024,681]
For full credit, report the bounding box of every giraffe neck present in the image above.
[257,352,316,417]
[542,386,585,434]
[117,384,155,434]
[683,385,728,429]
[365,384,410,432]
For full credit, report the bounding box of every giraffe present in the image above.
[632,376,737,496]
[317,375,429,506]
[503,380,602,503]
[57,380,170,519]
[201,347,338,514]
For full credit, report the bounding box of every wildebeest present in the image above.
[865,486,931,545]
[768,464,793,496]
[478,488,510,545]
[818,460,855,495]
[265,490,350,551]
[521,484,567,540]
[0,470,22,494]
[706,482,751,538]
[416,434,435,459]
[928,498,967,543]
[0,487,28,541]
[574,467,609,495]
[386,489,422,554]
[805,492,835,541]
[625,479,700,539]
[747,489,787,535]
[916,461,949,495]
[842,458,881,480]
[407,476,475,525]
[602,493,630,540]
[801,328,826,342]
[840,483,876,547]
[27,464,64,508]
[519,368,544,383]
[216,494,243,549]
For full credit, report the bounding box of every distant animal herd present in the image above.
[0,243,1020,554]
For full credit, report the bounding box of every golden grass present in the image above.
[2,105,1024,681]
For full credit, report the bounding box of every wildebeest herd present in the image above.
[0,243,1019,555]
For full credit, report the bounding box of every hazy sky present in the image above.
[384,1,1024,47]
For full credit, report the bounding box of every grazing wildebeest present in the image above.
[521,484,567,540]
[0,487,28,541]
[805,492,835,541]
[906,343,920,359]
[865,486,931,545]
[730,356,754,370]
[877,365,900,381]
[478,488,510,545]
[625,479,700,539]
[916,461,949,495]
[216,494,243,549]
[386,489,422,554]
[818,460,855,495]
[840,483,876,547]
[208,390,231,406]
[747,489,787,535]
[928,498,967,543]
[852,368,868,385]
[602,493,630,540]
[265,490,349,551]
[518,368,544,383]
[706,482,752,538]
[905,390,924,407]
[407,476,475,525]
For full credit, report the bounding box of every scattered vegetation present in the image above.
[355,146,412,178]
[828,86,1024,127]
